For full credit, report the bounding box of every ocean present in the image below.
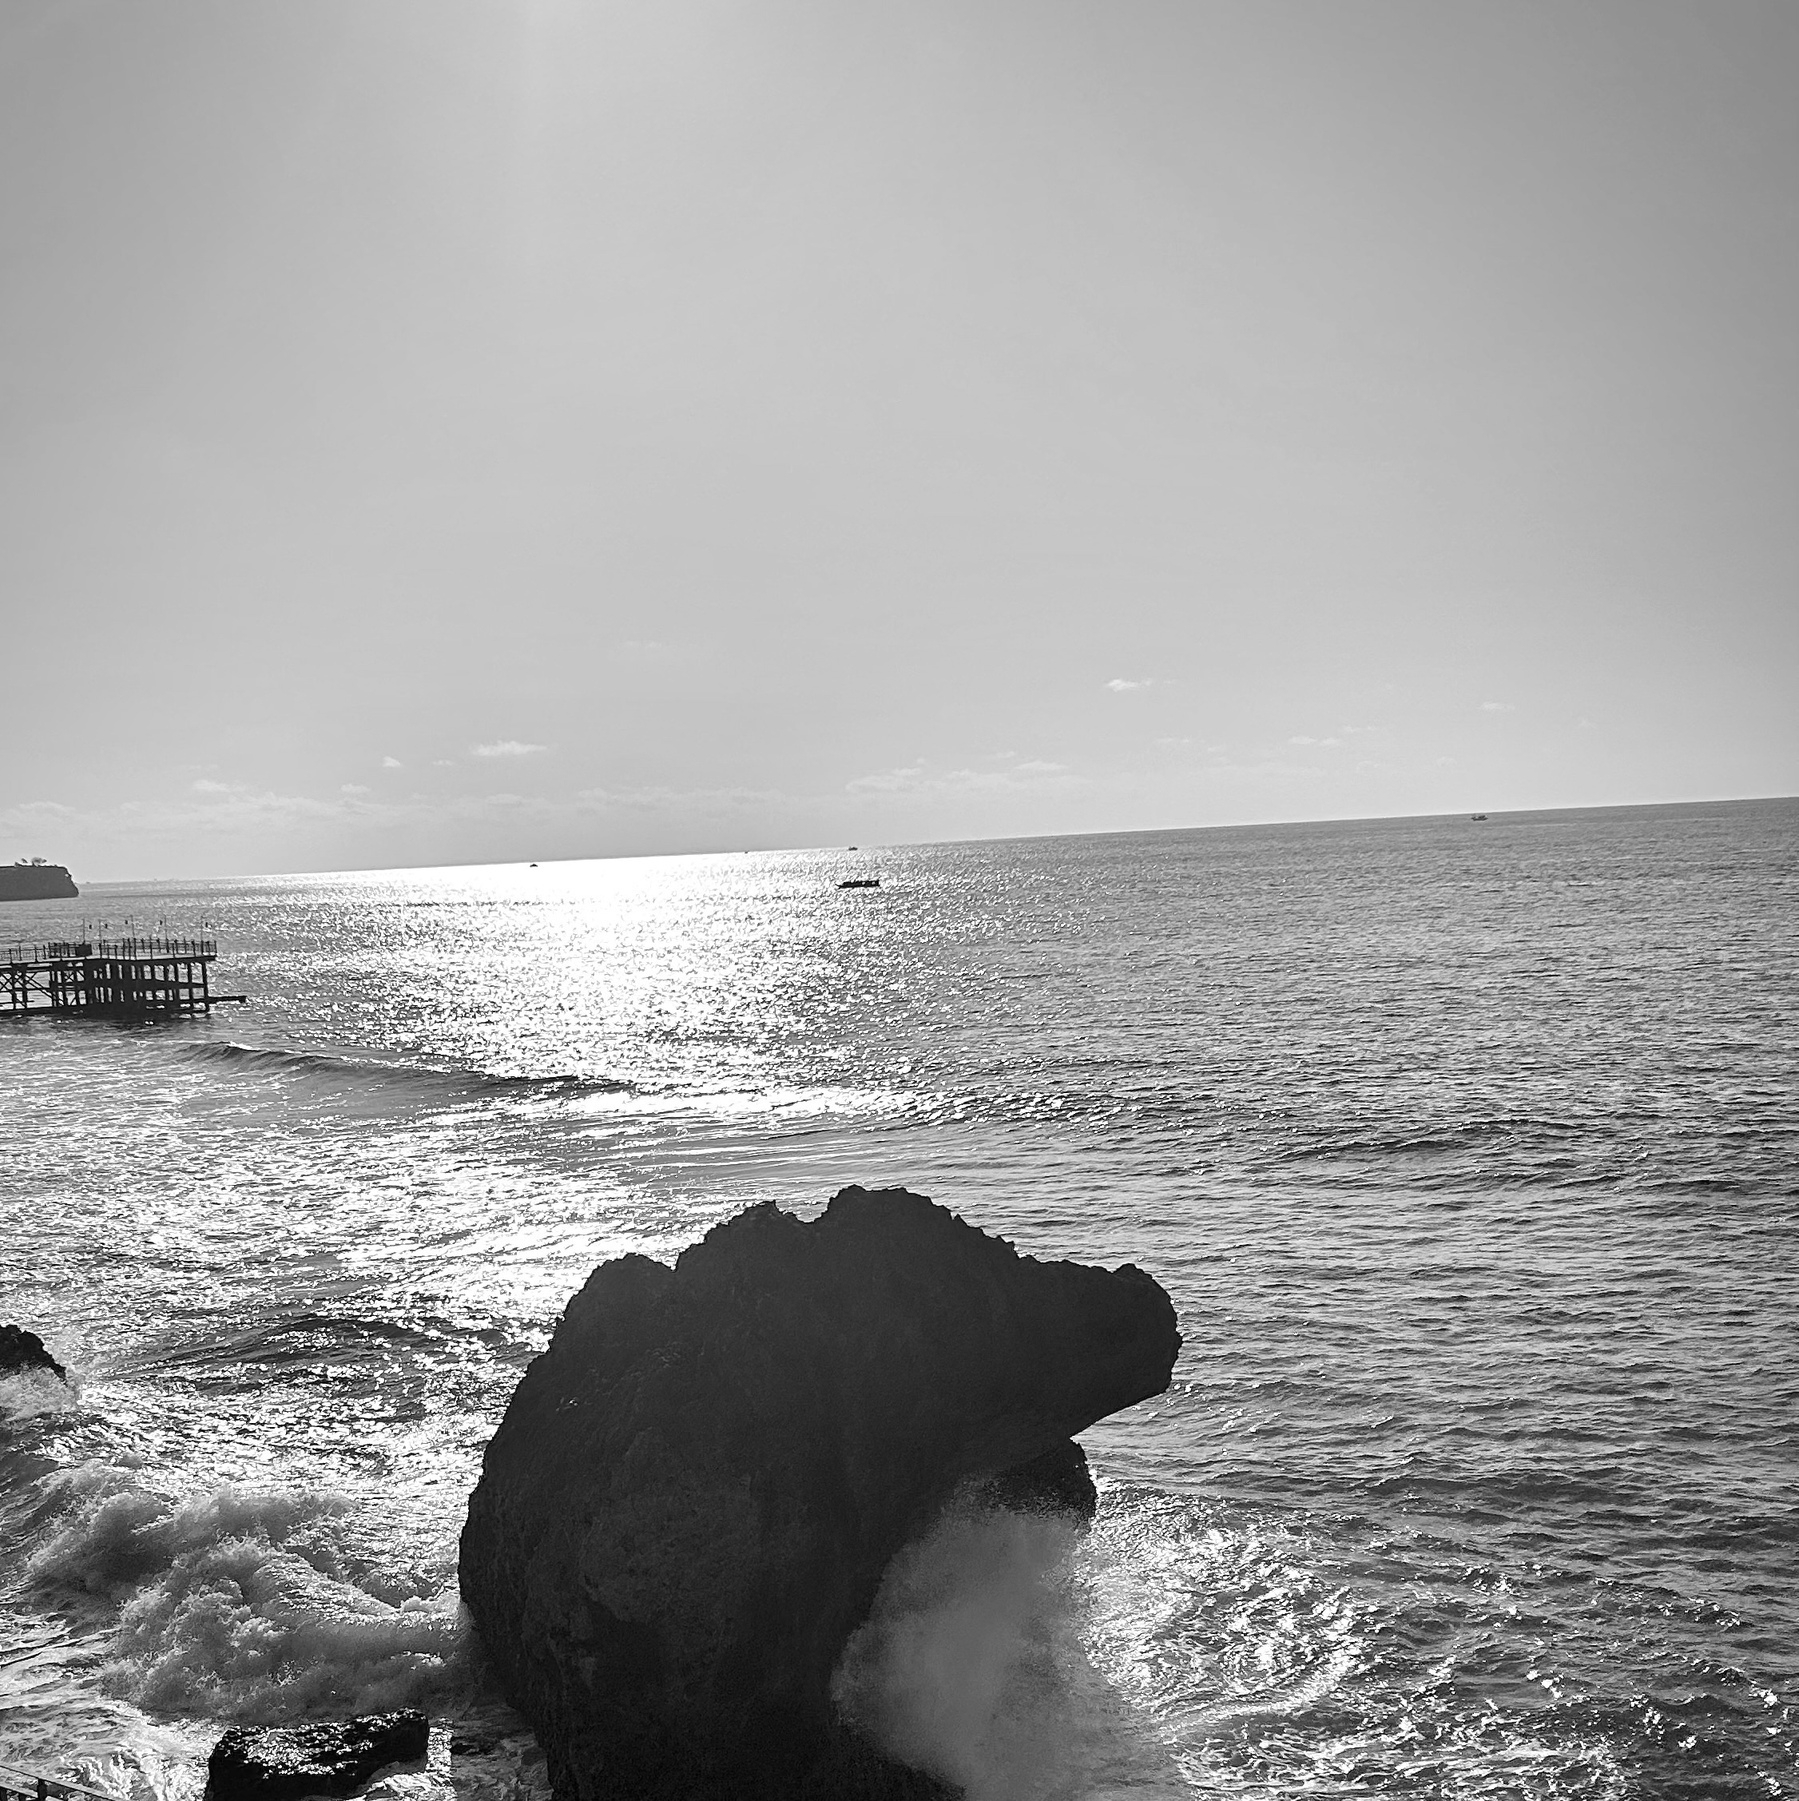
[2,799,1795,1801]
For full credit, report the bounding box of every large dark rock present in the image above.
[206,1711,428,1801]
[0,1325,66,1381]
[459,1186,1180,1801]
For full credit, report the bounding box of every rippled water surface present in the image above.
[3,800,1796,1799]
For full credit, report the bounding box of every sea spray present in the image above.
[833,1505,1192,1800]
[0,1365,81,1423]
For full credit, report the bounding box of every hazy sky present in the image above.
[3,0,1794,879]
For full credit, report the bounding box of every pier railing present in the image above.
[1,937,217,968]
[0,1764,119,1801]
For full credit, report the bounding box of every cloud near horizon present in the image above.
[471,740,549,759]
[846,759,1075,800]
[0,772,870,879]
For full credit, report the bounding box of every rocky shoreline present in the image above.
[6,1193,1179,1801]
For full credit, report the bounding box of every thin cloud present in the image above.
[382,756,404,769]
[573,782,786,816]
[471,740,548,759]
[8,785,580,843]
[1480,701,1515,714]
[846,759,1077,799]
[190,778,242,794]
[1186,756,1331,783]
[1105,678,1153,693]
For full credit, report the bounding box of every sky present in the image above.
[2,0,1794,879]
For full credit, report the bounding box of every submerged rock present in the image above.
[0,1325,66,1381]
[206,1710,428,1801]
[459,1185,1180,1800]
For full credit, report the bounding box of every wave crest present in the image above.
[179,1041,633,1105]
[25,1465,469,1724]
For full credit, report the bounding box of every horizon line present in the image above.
[32,789,1798,890]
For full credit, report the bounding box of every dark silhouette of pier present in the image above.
[0,935,244,1018]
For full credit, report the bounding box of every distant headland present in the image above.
[0,860,78,901]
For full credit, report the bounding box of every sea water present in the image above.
[2,800,1795,1800]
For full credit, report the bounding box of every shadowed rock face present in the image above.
[459,1186,1180,1801]
[0,1325,66,1381]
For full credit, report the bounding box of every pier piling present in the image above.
[0,936,241,1019]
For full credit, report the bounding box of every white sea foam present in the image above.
[0,1367,80,1420]
[16,1726,217,1801]
[23,1464,469,1724]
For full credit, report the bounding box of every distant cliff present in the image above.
[0,863,78,901]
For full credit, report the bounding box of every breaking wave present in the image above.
[0,1366,81,1422]
[22,1463,469,1724]
[177,1041,634,1105]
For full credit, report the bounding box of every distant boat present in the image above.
[837,877,881,889]
[1471,814,1489,822]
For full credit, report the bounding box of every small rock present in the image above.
[206,1711,429,1801]
[0,1325,66,1381]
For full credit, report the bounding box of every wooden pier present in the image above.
[1,934,241,1019]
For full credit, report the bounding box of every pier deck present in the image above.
[1,935,239,1019]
